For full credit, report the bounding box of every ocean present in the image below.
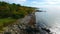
[35,10,60,34]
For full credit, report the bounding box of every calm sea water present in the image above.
[35,11,60,34]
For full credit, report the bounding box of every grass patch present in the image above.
[0,18,16,31]
[0,18,16,26]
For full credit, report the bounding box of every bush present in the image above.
[12,14,25,19]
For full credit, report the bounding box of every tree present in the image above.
[0,1,37,19]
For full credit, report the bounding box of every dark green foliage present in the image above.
[0,1,36,19]
[12,14,25,19]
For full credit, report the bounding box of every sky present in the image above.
[0,0,60,10]
[1,0,60,34]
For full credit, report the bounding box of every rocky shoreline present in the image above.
[0,13,52,34]
[0,13,40,34]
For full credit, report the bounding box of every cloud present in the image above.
[32,0,60,5]
[0,0,27,4]
[32,1,45,5]
[1,0,26,2]
[30,0,60,10]
[45,0,60,5]
[45,0,60,2]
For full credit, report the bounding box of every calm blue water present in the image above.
[35,11,60,34]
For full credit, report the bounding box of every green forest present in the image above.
[0,1,36,19]
[0,1,36,31]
